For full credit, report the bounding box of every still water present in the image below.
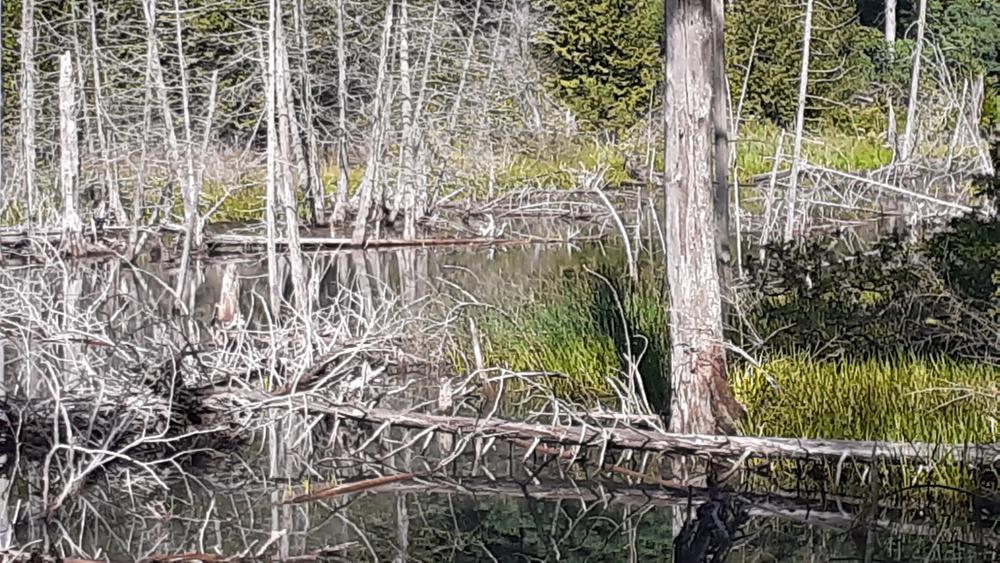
[1,240,997,561]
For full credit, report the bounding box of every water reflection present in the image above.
[1,240,997,561]
[14,471,998,562]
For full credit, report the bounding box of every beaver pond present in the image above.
[0,212,998,562]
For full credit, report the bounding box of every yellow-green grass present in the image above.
[734,354,1000,493]
[734,120,894,181]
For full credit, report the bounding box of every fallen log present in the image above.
[306,403,1000,466]
[203,233,567,251]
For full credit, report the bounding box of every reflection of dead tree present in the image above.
[0,253,412,524]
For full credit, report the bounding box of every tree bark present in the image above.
[331,0,350,228]
[351,3,394,244]
[395,0,416,239]
[275,0,313,355]
[294,0,324,226]
[59,52,84,257]
[663,0,743,436]
[144,0,182,229]
[20,0,37,230]
[711,0,731,286]
[87,0,126,224]
[173,0,202,298]
[265,0,282,318]
[0,0,4,222]
[900,0,926,162]
[782,0,813,242]
[885,0,897,151]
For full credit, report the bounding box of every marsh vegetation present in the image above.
[0,0,999,560]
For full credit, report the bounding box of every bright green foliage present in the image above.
[734,355,999,491]
[452,263,669,412]
[735,120,893,181]
[541,0,662,133]
[735,355,999,444]
[726,0,881,126]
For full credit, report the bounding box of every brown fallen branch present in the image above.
[308,402,1000,466]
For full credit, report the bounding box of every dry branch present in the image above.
[311,404,1000,466]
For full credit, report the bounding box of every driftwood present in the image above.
[307,403,1000,466]
[204,233,563,250]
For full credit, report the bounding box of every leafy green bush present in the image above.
[743,177,1000,359]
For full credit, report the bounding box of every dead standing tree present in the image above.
[663,0,744,436]
[351,2,394,245]
[20,0,37,230]
[59,52,84,257]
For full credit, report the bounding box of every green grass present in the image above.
[733,354,999,492]
[735,120,894,181]
[450,269,669,410]
[734,354,999,445]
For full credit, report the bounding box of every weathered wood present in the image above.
[59,52,84,258]
[204,233,549,250]
[782,0,814,242]
[900,0,927,161]
[663,0,743,435]
[20,0,37,231]
[312,403,1000,466]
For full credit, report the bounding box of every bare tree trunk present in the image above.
[276,18,311,226]
[265,1,282,317]
[351,3,394,244]
[128,0,161,257]
[87,0,126,224]
[395,0,416,239]
[711,0,731,290]
[900,0,926,162]
[663,0,743,436]
[447,0,482,133]
[173,0,202,298]
[885,0,897,151]
[331,0,350,228]
[59,53,84,257]
[0,0,4,221]
[783,0,813,242]
[275,0,312,355]
[144,0,181,223]
[20,0,37,230]
[69,3,93,157]
[884,0,896,53]
[409,2,439,224]
[294,0,324,226]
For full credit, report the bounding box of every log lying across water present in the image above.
[204,233,550,250]
[311,403,1000,466]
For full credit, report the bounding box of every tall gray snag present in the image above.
[885,0,897,150]
[663,0,743,436]
[59,52,84,257]
[20,0,37,230]
[900,0,927,161]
